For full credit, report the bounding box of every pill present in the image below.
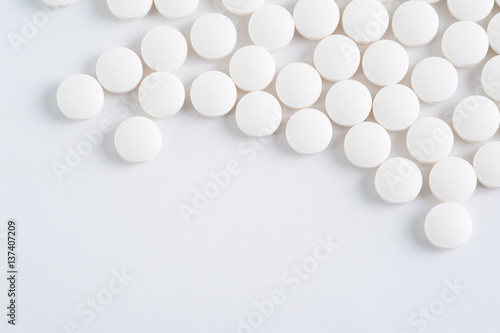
[141,26,187,72]
[362,40,409,87]
[411,57,458,104]
[392,1,439,47]
[221,0,265,16]
[249,5,295,52]
[293,0,340,40]
[473,142,500,188]
[114,117,162,163]
[325,80,372,127]
[190,13,237,60]
[421,0,440,3]
[406,117,454,164]
[342,0,389,44]
[424,203,473,250]
[229,45,275,92]
[276,62,322,110]
[96,47,143,94]
[107,0,152,20]
[344,122,391,169]
[313,35,361,82]
[235,91,282,137]
[190,71,237,117]
[286,109,332,154]
[488,13,500,54]
[375,158,423,204]
[481,55,500,102]
[154,0,199,20]
[442,21,489,68]
[429,157,477,203]
[447,0,494,22]
[138,72,185,118]
[57,74,104,120]
[373,84,420,132]
[42,0,78,7]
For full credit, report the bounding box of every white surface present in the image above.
[236,91,282,137]
[293,0,339,40]
[392,1,439,47]
[429,157,477,203]
[57,74,104,120]
[441,21,489,68]
[154,0,199,20]
[374,157,423,204]
[313,34,360,81]
[95,47,143,94]
[190,13,237,60]
[106,0,152,20]
[424,203,473,249]
[276,62,322,109]
[114,116,162,162]
[248,5,295,52]
[325,80,371,127]
[190,71,237,118]
[138,72,185,118]
[411,57,458,104]
[362,39,409,86]
[229,45,275,92]
[141,26,187,72]
[447,0,494,22]
[474,142,500,188]
[285,108,333,154]
[407,117,454,164]
[373,84,420,131]
[344,122,392,169]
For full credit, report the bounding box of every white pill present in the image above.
[236,91,282,137]
[42,0,78,7]
[474,142,500,188]
[429,157,477,203]
[115,117,162,163]
[107,0,152,20]
[154,0,198,20]
[57,74,104,120]
[293,0,340,40]
[342,0,389,44]
[248,5,295,52]
[373,84,420,131]
[286,109,332,154]
[141,26,187,72]
[411,57,458,104]
[488,13,500,54]
[221,0,265,16]
[362,40,409,87]
[392,1,439,47]
[276,62,322,110]
[190,13,237,60]
[407,117,454,164]
[138,72,185,118]
[375,158,423,204]
[482,55,500,102]
[442,21,489,68]
[190,71,237,118]
[96,47,143,94]
[421,0,440,3]
[344,122,391,169]
[447,0,494,22]
[313,35,361,82]
[229,45,275,92]
[425,203,473,250]
[325,80,372,127]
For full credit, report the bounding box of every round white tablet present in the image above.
[392,1,439,47]
[286,109,332,154]
[96,47,143,94]
[447,0,494,22]
[293,0,340,40]
[488,13,500,54]
[42,0,78,7]
[425,203,473,249]
[190,71,237,117]
[154,0,199,20]
[373,84,420,131]
[236,91,282,137]
[375,158,423,204]
[229,45,275,92]
[325,80,372,127]
[429,157,477,203]
[344,122,391,169]
[407,117,454,164]
[141,26,187,72]
[221,0,265,15]
[57,74,104,120]
[482,55,500,102]
[190,13,237,60]
[275,62,322,109]
[313,35,361,81]
[115,117,162,163]
[362,40,409,87]
[107,0,152,20]
[248,5,295,52]
[411,57,458,104]
[442,21,489,68]
[342,0,389,44]
[473,142,500,188]
[138,72,185,118]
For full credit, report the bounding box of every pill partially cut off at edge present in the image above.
[107,0,153,20]
[42,0,78,8]
[473,142,500,188]
[425,203,473,250]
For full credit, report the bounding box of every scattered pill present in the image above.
[325,80,372,127]
[407,117,454,164]
[362,40,409,87]
[293,0,339,40]
[375,157,423,204]
[249,5,295,52]
[229,45,275,92]
[373,84,420,131]
[141,26,187,72]
[342,0,389,44]
[190,71,237,117]
[236,91,282,137]
[424,203,473,249]
[286,109,332,154]
[314,35,360,82]
[429,157,477,203]
[190,13,237,60]
[139,72,185,118]
[96,47,143,94]
[57,74,104,120]
[107,0,152,20]
[442,21,489,68]
[114,117,162,163]
[276,62,322,109]
[481,55,500,102]
[411,57,458,104]
[344,122,391,169]
[154,0,199,20]
[447,0,494,22]
[488,13,500,54]
[221,0,265,16]
[392,1,439,47]
[473,142,500,188]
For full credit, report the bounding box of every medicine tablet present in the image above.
[107,0,152,20]
[421,0,440,3]
[392,1,439,47]
[229,45,275,92]
[482,55,500,102]
[344,122,391,169]
[488,13,500,54]
[429,157,477,203]
[342,0,389,44]
[236,91,282,137]
[375,158,423,204]
[373,84,420,131]
[362,40,409,87]
[325,80,372,127]
[276,62,322,109]
[42,0,78,7]
[442,21,489,68]
[57,74,104,120]
[248,5,295,52]
[293,0,340,40]
[313,35,360,82]
[139,72,185,118]
[154,0,199,20]
[286,109,332,154]
[141,26,187,72]
[114,117,162,163]
[473,142,500,188]
[190,13,237,60]
[221,0,265,15]
[190,71,237,117]
[96,47,143,94]
[407,117,454,164]
[447,0,494,22]
[411,57,458,104]
[425,203,473,250]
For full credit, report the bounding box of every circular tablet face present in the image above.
[344,122,391,169]
[482,55,500,102]
[314,35,361,81]
[190,71,237,118]
[107,0,152,20]
[42,0,78,7]
[154,0,199,19]
[286,109,333,154]
[236,91,282,137]
[407,117,454,164]
[249,5,295,52]
[221,0,265,15]
[411,57,458,104]
[447,0,494,22]
[141,26,187,72]
[488,13,500,54]
[392,1,439,47]
[362,40,409,86]
[114,117,162,163]
[139,72,185,118]
[452,95,500,143]
[442,21,489,68]
[229,45,275,92]
[293,0,340,40]
[473,142,500,188]
[325,80,372,127]
[190,13,237,60]
[342,0,389,44]
[57,74,104,120]
[276,62,322,109]
[96,47,143,94]
[425,203,473,250]
[375,157,423,204]
[373,84,420,132]
[429,157,477,203]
